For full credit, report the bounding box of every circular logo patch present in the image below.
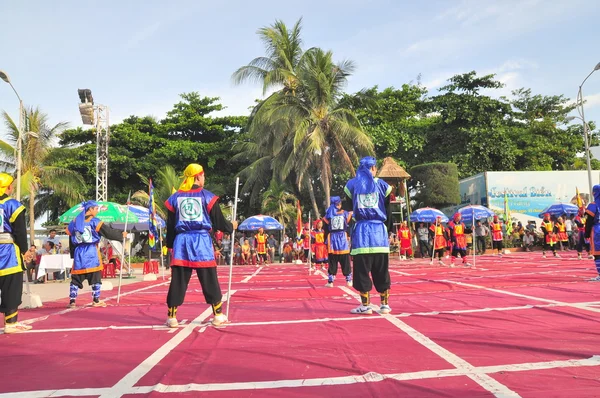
[180,198,203,221]
[359,193,378,208]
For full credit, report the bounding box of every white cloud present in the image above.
[585,93,600,109]
[123,22,162,50]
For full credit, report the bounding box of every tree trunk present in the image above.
[321,154,331,210]
[29,184,36,246]
[307,182,320,219]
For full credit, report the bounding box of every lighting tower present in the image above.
[78,89,109,202]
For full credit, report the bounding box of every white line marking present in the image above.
[241,267,263,283]
[7,356,598,397]
[21,280,171,326]
[441,280,600,314]
[98,290,237,398]
[338,285,520,397]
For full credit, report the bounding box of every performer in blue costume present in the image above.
[165,164,237,327]
[344,157,393,315]
[0,173,32,333]
[67,201,127,308]
[323,196,353,287]
[584,184,600,281]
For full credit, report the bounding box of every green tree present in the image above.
[1,107,84,242]
[232,18,305,95]
[52,94,248,208]
[409,162,460,208]
[261,180,298,233]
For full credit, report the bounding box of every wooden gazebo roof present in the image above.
[377,157,411,180]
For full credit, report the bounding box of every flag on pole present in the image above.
[148,179,159,249]
[576,187,584,210]
[504,191,513,235]
[296,200,302,240]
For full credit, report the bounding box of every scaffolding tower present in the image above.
[77,89,110,201]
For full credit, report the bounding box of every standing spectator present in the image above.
[474,220,489,255]
[221,233,231,265]
[23,245,38,283]
[566,215,574,249]
[417,222,431,258]
[267,234,277,263]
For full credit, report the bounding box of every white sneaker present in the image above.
[464,262,472,267]
[346,281,352,287]
[350,305,372,315]
[325,282,334,288]
[4,322,32,334]
[429,261,434,265]
[166,318,178,328]
[379,304,392,314]
[588,255,594,260]
[212,313,229,326]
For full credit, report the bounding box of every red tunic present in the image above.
[490,222,503,241]
[398,227,412,250]
[429,224,447,250]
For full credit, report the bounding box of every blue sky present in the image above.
[1,0,600,138]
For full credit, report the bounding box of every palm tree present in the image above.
[132,165,181,220]
[261,180,298,233]
[1,107,85,243]
[271,48,374,206]
[232,18,305,96]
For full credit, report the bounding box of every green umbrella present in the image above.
[59,201,139,224]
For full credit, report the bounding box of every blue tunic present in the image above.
[0,197,26,277]
[586,202,600,255]
[324,210,351,254]
[67,217,104,274]
[344,177,392,255]
[165,188,218,268]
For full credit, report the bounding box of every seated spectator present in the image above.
[389,233,399,253]
[522,230,534,252]
[283,242,293,263]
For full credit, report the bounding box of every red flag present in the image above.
[296,200,302,240]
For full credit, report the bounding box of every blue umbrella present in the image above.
[111,205,166,231]
[409,207,449,223]
[538,203,579,218]
[458,205,495,221]
[238,215,284,231]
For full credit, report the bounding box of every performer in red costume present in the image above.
[489,216,504,256]
[398,221,413,260]
[429,216,448,266]
[540,213,559,258]
[447,213,472,267]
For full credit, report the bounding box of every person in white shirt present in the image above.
[522,230,535,252]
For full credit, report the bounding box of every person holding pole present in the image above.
[429,216,448,266]
[164,164,237,328]
[66,201,127,308]
[343,156,393,315]
[0,173,31,333]
[323,196,353,287]
[447,213,472,267]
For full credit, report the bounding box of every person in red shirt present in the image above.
[447,213,472,267]
[489,216,504,256]
[398,221,413,260]
[540,213,558,258]
[429,216,448,265]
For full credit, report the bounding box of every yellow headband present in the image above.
[178,164,204,191]
[0,173,14,196]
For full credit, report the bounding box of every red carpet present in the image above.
[1,253,600,397]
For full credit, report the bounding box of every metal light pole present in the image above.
[576,62,600,195]
[0,70,24,201]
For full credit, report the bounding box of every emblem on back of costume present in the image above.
[358,192,378,208]
[0,208,4,233]
[75,226,93,243]
[331,215,344,230]
[178,197,203,222]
